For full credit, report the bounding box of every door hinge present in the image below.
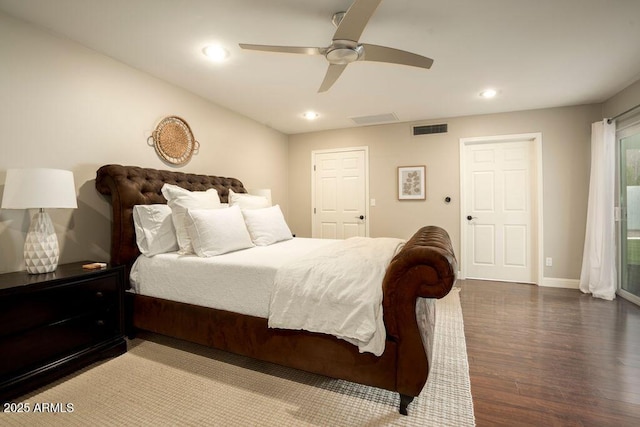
[314,208,316,214]
[313,165,316,172]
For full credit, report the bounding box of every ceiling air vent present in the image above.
[412,123,448,136]
[350,112,399,126]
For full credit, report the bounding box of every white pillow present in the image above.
[133,204,179,256]
[242,205,293,246]
[228,189,270,210]
[161,183,222,254]
[185,205,254,257]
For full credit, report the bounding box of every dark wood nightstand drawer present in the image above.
[0,309,119,379]
[0,262,126,401]
[0,275,119,338]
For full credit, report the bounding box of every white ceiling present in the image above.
[1,0,640,135]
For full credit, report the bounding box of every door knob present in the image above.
[356,215,365,220]
[466,215,476,221]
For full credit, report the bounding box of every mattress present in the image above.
[129,237,336,318]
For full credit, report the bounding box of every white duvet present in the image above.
[268,237,405,356]
[129,238,336,318]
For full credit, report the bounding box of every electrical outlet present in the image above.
[545,257,552,267]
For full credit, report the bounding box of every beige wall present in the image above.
[289,105,603,281]
[0,12,288,273]
[603,77,640,122]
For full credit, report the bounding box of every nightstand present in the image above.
[0,262,126,401]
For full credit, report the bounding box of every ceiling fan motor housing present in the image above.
[325,40,363,64]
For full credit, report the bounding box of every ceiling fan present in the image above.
[239,0,433,93]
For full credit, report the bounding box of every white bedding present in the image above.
[268,237,405,356]
[130,237,336,318]
[130,236,407,356]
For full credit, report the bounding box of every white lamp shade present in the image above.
[2,168,77,209]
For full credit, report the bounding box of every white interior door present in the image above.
[312,148,368,239]
[462,137,538,283]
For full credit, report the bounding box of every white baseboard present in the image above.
[540,277,580,289]
[457,272,580,289]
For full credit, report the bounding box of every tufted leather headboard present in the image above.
[95,164,247,268]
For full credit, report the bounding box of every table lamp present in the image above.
[1,168,77,274]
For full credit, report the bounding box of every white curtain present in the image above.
[579,120,617,300]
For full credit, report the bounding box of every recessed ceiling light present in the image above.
[303,111,319,120]
[480,89,497,99]
[202,45,229,62]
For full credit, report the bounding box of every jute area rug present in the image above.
[5,288,474,426]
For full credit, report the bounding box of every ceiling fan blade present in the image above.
[318,64,348,93]
[333,0,383,42]
[239,44,324,56]
[360,44,434,69]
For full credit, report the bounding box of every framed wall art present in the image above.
[398,165,426,200]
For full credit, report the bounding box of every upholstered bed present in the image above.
[95,164,457,415]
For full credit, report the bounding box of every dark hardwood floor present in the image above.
[458,279,640,426]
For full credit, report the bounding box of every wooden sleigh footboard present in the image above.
[95,164,457,415]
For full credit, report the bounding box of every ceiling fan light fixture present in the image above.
[303,111,319,120]
[203,45,229,62]
[326,41,362,65]
[480,88,498,99]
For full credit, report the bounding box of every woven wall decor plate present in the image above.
[148,116,199,165]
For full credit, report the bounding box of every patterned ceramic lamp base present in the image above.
[24,210,59,274]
